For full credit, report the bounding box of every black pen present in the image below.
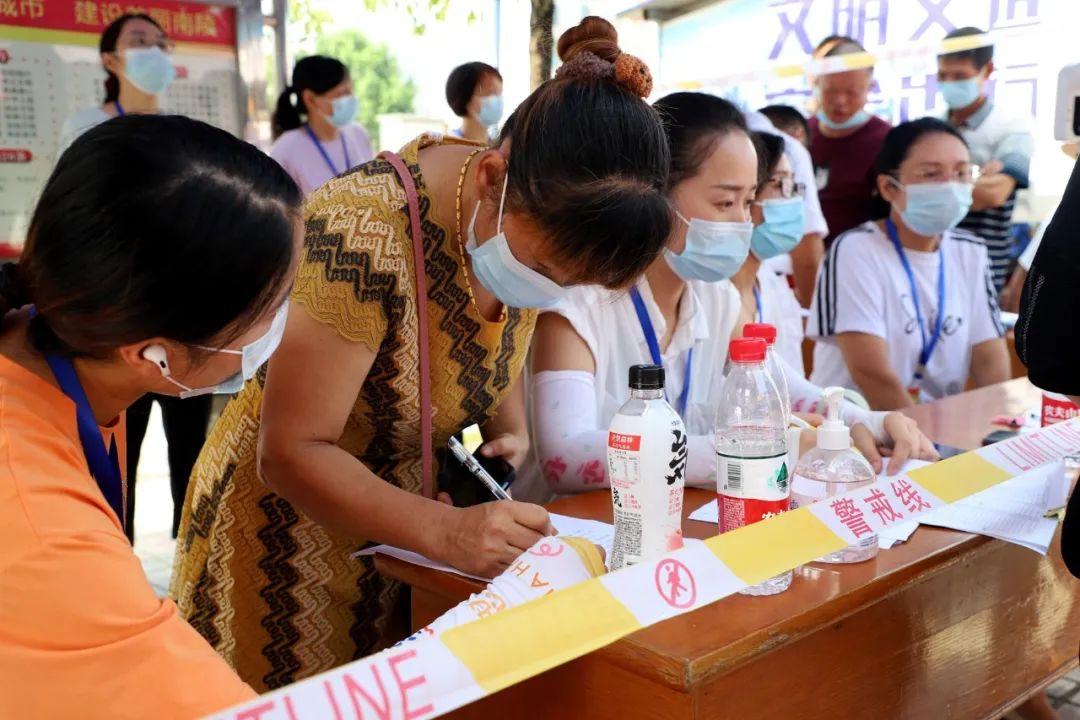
[448,436,512,501]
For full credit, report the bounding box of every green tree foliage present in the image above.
[310,30,417,147]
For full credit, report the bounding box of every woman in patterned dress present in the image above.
[171,17,672,691]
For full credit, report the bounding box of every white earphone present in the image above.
[142,345,171,377]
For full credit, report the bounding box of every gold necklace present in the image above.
[454,148,505,321]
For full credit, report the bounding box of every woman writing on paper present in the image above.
[524,93,936,501]
[172,17,673,690]
[270,55,375,196]
[807,118,1011,410]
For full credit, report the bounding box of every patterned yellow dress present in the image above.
[170,134,536,692]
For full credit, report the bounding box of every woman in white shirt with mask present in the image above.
[808,118,1011,410]
[731,131,808,376]
[269,55,374,196]
[59,13,175,153]
[525,93,936,500]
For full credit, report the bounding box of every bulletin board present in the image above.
[0,0,242,250]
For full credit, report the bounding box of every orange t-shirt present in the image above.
[0,353,255,719]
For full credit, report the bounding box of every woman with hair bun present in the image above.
[172,16,671,690]
[270,55,375,195]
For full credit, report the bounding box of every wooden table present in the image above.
[376,378,1080,719]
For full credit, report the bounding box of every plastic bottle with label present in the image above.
[606,364,688,571]
[715,337,791,595]
[742,322,790,420]
[1041,391,1079,427]
[790,387,878,563]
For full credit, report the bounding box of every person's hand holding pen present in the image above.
[431,437,557,578]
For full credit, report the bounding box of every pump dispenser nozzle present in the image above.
[816,386,850,451]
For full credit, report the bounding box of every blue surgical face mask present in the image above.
[891,179,973,237]
[816,108,871,132]
[664,213,752,282]
[751,197,805,260]
[938,78,981,110]
[122,46,175,96]
[327,94,358,128]
[153,301,290,399]
[466,172,567,309]
[477,94,503,127]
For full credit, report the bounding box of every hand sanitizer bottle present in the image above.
[790,387,878,563]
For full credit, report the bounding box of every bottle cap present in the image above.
[743,322,777,346]
[729,337,767,363]
[629,364,665,390]
[817,386,851,451]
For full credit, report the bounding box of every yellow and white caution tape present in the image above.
[209,419,1080,720]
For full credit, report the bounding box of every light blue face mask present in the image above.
[938,78,981,110]
[477,94,503,127]
[153,301,290,399]
[664,212,753,282]
[751,197,805,260]
[122,46,175,96]
[327,94,358,128]
[465,172,567,309]
[891,179,973,237]
[815,108,871,132]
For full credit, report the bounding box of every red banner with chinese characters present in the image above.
[0,0,236,47]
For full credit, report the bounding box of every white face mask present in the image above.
[465,172,567,309]
[148,301,289,399]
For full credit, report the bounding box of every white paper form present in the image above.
[356,513,616,581]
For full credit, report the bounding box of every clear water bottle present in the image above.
[716,337,791,596]
[743,322,790,421]
[607,364,687,571]
[791,387,878,563]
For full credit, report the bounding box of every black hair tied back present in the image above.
[0,263,24,315]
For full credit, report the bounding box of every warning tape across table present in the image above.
[210,419,1079,720]
[664,30,1009,92]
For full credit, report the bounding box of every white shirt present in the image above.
[1019,199,1058,271]
[58,106,112,155]
[807,221,1004,402]
[757,265,806,377]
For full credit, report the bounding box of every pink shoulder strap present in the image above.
[379,151,434,499]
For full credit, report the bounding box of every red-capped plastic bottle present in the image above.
[716,337,791,596]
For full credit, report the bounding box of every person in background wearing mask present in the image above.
[270,55,374,196]
[58,13,175,152]
[59,13,205,543]
[0,115,299,718]
[808,118,1010,410]
[809,36,892,246]
[744,109,829,308]
[938,26,1034,296]
[446,61,504,143]
[518,93,933,504]
[172,17,673,691]
[759,104,810,149]
[731,131,807,375]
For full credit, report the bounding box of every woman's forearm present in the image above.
[258,439,452,559]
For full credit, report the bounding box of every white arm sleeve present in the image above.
[531,370,717,490]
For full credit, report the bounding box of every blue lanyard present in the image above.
[629,286,692,417]
[115,100,125,116]
[752,284,762,322]
[35,324,124,528]
[885,218,945,381]
[304,124,350,176]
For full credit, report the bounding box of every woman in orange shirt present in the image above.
[0,114,300,718]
